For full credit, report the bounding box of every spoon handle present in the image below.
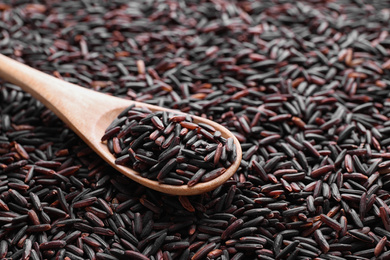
[0,53,82,109]
[0,54,130,139]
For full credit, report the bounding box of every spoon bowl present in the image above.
[0,54,242,195]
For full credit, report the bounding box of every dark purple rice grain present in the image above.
[43,206,67,218]
[275,241,299,260]
[192,242,216,260]
[349,229,375,243]
[314,229,330,253]
[65,251,85,260]
[273,234,282,255]
[230,227,258,239]
[39,240,66,250]
[8,188,28,207]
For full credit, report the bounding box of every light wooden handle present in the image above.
[0,54,128,141]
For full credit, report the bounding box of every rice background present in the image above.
[1,1,390,259]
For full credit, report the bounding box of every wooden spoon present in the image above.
[0,54,242,195]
